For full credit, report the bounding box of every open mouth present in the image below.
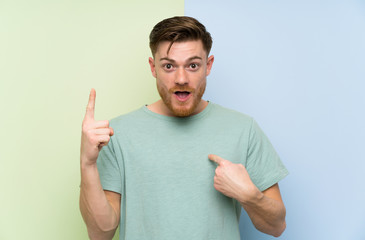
[174,91,191,102]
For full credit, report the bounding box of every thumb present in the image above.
[208,154,225,165]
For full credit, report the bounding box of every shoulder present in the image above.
[209,102,254,127]
[108,107,148,133]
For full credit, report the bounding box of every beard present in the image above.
[157,80,206,117]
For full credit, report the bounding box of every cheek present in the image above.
[190,72,206,87]
[156,78,170,92]
[157,72,175,87]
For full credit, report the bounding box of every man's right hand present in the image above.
[80,88,114,165]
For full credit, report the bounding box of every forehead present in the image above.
[155,40,207,60]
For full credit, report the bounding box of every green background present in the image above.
[0,1,183,239]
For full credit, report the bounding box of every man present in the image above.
[80,16,288,240]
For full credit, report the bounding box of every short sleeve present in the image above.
[246,119,289,191]
[97,136,123,194]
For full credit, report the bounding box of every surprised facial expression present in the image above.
[149,40,214,117]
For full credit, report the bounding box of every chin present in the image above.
[171,107,195,117]
[165,94,196,117]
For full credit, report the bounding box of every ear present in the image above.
[206,55,214,76]
[149,57,157,78]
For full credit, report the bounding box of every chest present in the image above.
[118,125,249,189]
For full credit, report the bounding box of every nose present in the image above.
[174,67,189,85]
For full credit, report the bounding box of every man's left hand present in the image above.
[208,154,262,203]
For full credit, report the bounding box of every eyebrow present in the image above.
[159,56,203,62]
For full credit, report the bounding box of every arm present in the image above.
[80,166,121,239]
[208,154,286,237]
[79,89,121,240]
[240,184,286,237]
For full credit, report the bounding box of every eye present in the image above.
[165,63,173,69]
[189,63,199,70]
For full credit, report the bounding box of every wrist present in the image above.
[238,186,264,205]
[80,161,99,188]
[80,155,97,167]
[80,160,97,169]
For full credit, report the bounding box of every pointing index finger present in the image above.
[85,88,96,120]
[208,154,224,165]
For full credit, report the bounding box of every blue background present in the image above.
[186,1,365,239]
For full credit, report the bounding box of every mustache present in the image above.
[169,86,195,93]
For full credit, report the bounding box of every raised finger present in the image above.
[85,88,96,120]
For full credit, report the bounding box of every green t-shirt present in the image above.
[97,102,288,240]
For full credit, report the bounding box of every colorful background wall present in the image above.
[186,1,365,239]
[0,1,183,239]
[1,1,364,239]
